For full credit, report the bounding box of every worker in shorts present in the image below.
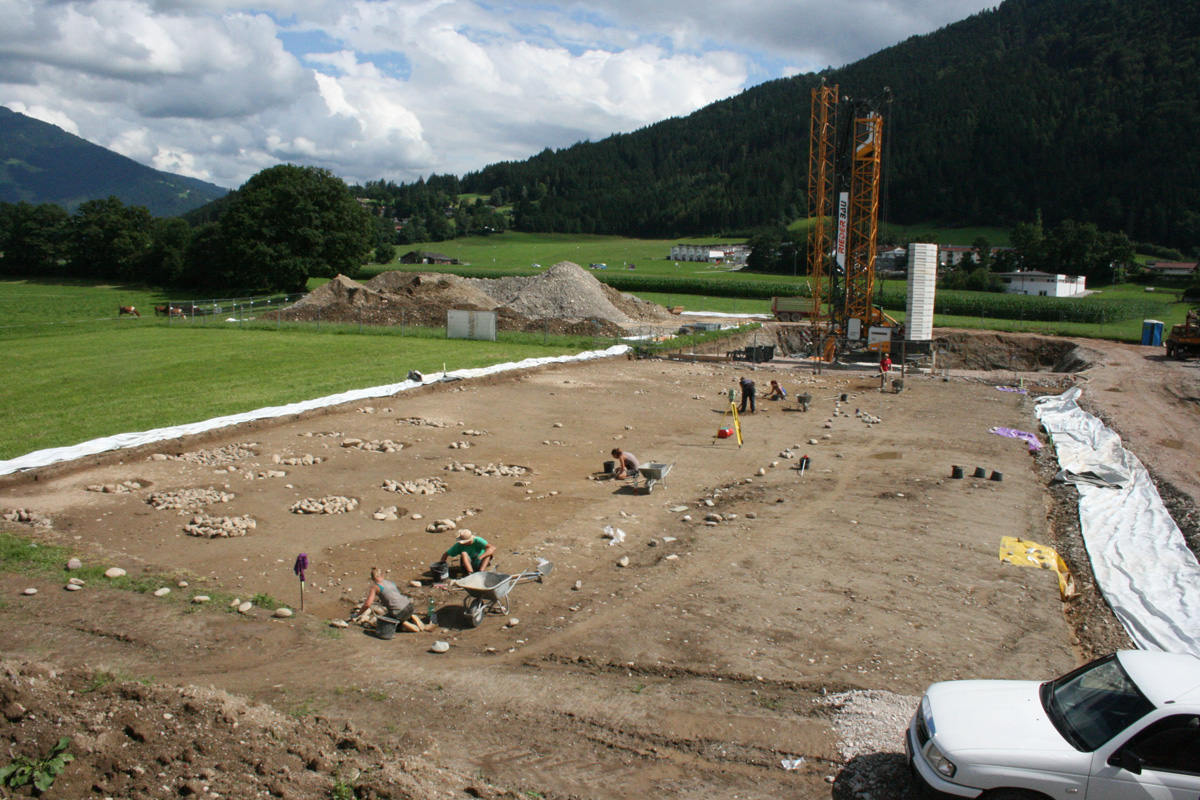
[355,566,414,621]
[768,380,788,401]
[441,530,496,575]
[610,447,640,480]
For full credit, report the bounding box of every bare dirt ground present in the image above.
[1,328,1198,800]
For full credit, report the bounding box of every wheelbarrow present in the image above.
[797,393,812,412]
[637,462,672,493]
[453,560,553,627]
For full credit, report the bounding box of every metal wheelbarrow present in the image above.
[636,462,672,493]
[453,560,553,627]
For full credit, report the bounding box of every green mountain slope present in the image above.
[0,107,228,217]
[459,0,1200,250]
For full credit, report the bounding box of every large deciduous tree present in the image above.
[211,165,374,292]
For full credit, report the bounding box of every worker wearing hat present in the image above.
[440,530,496,575]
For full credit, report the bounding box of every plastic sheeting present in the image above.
[0,344,630,478]
[1035,387,1200,655]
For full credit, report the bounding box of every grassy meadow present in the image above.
[0,280,606,461]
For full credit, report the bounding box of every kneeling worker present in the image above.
[442,530,496,575]
[611,447,640,480]
[356,566,414,621]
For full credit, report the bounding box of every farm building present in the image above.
[994,270,1087,297]
[400,251,461,265]
[669,244,750,265]
[1143,261,1198,278]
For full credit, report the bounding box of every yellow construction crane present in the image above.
[799,86,894,354]
[806,81,838,331]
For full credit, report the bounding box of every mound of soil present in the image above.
[469,262,671,324]
[270,263,648,337]
[935,332,1100,372]
[0,660,503,800]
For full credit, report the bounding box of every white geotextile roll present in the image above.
[1036,388,1200,655]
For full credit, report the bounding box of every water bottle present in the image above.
[427,597,437,626]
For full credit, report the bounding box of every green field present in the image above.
[0,280,608,462]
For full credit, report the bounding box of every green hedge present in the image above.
[876,288,1170,324]
[597,274,811,299]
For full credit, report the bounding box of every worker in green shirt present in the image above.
[441,530,496,575]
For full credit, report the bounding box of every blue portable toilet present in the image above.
[1141,319,1164,346]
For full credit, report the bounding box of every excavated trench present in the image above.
[933,332,1098,372]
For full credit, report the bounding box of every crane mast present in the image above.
[806,83,838,331]
[843,110,883,338]
[802,87,891,350]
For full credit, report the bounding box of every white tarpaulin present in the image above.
[1035,387,1200,655]
[0,344,630,477]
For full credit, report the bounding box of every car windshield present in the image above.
[1042,655,1155,751]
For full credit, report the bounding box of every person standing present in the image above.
[738,376,756,414]
[880,353,892,373]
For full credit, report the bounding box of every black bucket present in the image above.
[430,561,450,582]
[990,471,1004,482]
[951,466,964,479]
[603,460,615,474]
[840,393,849,401]
[375,616,400,640]
[973,467,987,479]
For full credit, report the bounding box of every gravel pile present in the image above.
[815,689,916,762]
[86,480,143,494]
[290,496,358,515]
[184,514,258,538]
[382,477,447,495]
[147,488,235,512]
[469,261,670,324]
[341,438,405,453]
[155,443,258,466]
[2,508,51,527]
[445,462,527,477]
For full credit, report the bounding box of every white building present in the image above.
[994,271,1086,297]
[669,243,750,265]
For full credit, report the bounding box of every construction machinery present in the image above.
[771,82,896,354]
[1166,309,1200,359]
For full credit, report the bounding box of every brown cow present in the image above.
[118,306,140,317]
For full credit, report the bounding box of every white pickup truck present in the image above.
[908,650,1200,799]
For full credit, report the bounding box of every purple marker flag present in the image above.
[293,553,309,610]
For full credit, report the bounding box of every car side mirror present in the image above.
[1109,749,1143,775]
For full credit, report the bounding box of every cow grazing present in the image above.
[118,306,140,317]
[155,305,185,317]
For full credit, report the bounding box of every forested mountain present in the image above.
[0,107,227,217]
[449,0,1200,251]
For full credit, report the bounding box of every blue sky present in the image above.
[1,0,999,189]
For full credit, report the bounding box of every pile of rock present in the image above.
[382,477,447,495]
[148,488,235,512]
[86,480,144,494]
[184,514,258,538]
[341,439,404,453]
[371,506,408,521]
[445,462,527,477]
[425,519,458,533]
[397,417,460,428]
[274,454,325,466]
[250,469,288,479]
[290,496,358,515]
[153,443,259,466]
[2,508,51,527]
[856,411,883,425]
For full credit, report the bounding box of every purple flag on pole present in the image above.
[293,553,308,582]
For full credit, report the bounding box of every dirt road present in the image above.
[1,331,1196,800]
